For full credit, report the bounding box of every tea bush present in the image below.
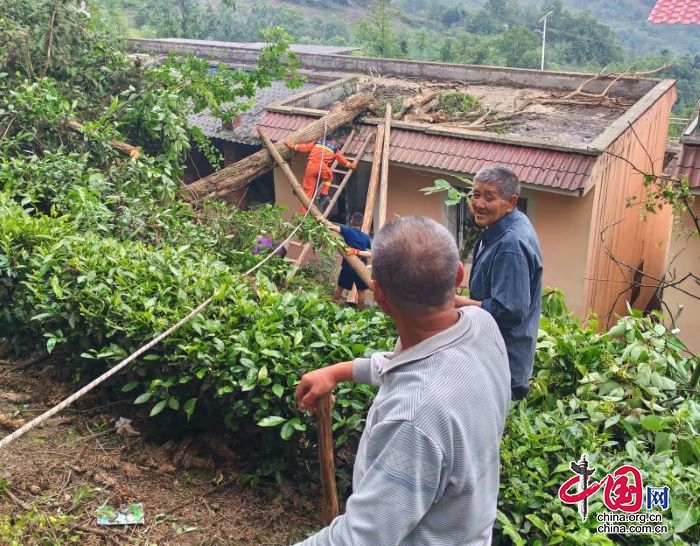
[0,194,393,458]
[494,289,699,545]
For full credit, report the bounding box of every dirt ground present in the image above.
[0,356,325,545]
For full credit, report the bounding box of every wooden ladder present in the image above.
[285,132,375,280]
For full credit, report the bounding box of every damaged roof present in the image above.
[188,80,319,145]
[257,112,597,193]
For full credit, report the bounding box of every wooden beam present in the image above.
[316,393,339,524]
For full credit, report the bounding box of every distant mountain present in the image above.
[385,0,699,57]
[558,0,699,56]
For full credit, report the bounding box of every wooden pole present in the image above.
[377,104,392,229]
[183,93,376,202]
[316,393,339,524]
[346,124,386,306]
[258,128,373,289]
[362,124,385,231]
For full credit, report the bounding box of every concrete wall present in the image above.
[583,86,677,327]
[129,39,659,99]
[534,190,594,317]
[663,200,700,354]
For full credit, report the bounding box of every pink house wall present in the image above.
[532,190,594,317]
[584,90,676,327]
[663,201,700,354]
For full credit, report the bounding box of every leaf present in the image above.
[525,514,549,534]
[149,399,167,417]
[46,337,57,353]
[272,384,284,398]
[293,330,303,345]
[640,414,667,432]
[184,398,197,419]
[654,431,672,453]
[281,421,295,440]
[678,437,700,465]
[671,498,699,533]
[167,397,180,410]
[133,392,152,405]
[50,275,63,298]
[121,381,139,393]
[257,416,286,427]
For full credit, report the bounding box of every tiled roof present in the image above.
[257,112,597,193]
[188,81,319,145]
[676,143,700,190]
[648,0,700,24]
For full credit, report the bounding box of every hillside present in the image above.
[270,0,699,57]
[559,0,700,56]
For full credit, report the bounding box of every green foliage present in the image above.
[355,0,402,57]
[0,509,85,545]
[496,289,700,545]
[496,25,540,68]
[437,92,479,117]
[421,178,482,259]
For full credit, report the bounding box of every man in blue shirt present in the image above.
[456,165,543,400]
[329,212,371,309]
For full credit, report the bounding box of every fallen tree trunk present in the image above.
[182,93,377,203]
[394,89,437,120]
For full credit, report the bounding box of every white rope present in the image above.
[0,127,330,450]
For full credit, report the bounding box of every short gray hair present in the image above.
[372,216,458,308]
[473,165,520,199]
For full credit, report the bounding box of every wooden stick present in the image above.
[316,393,339,524]
[377,104,392,229]
[363,124,385,231]
[346,124,386,305]
[257,128,373,289]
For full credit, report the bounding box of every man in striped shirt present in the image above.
[294,216,511,546]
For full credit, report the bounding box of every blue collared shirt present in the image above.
[469,209,543,390]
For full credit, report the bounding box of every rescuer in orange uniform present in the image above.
[285,135,357,212]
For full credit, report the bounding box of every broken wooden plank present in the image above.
[362,124,385,230]
[182,93,377,203]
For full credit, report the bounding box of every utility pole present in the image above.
[539,10,554,71]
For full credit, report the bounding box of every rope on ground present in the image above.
[0,124,330,451]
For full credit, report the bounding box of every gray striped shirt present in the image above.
[294,307,510,546]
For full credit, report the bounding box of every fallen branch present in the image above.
[65,119,140,159]
[394,89,437,120]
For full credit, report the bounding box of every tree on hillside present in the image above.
[355,0,402,58]
[540,1,623,67]
[497,25,539,68]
